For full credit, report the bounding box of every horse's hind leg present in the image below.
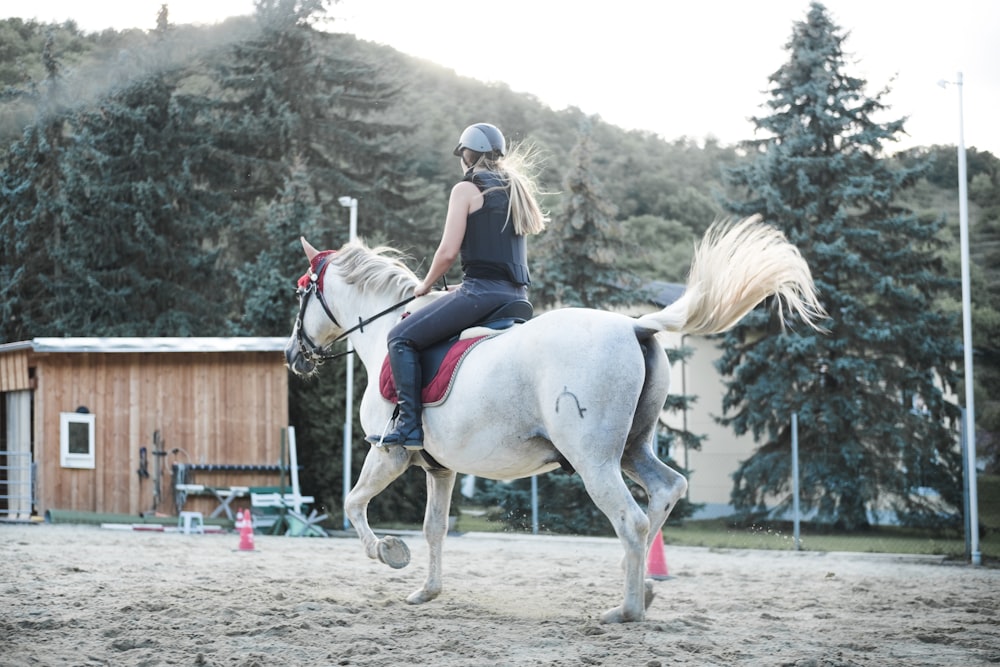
[622,438,688,555]
[345,445,414,568]
[623,337,688,557]
[574,460,650,623]
[406,467,457,605]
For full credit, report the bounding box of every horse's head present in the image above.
[285,237,345,376]
[286,237,422,376]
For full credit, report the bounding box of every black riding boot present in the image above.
[372,338,424,450]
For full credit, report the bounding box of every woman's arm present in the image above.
[415,181,480,295]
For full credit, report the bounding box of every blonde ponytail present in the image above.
[479,142,549,236]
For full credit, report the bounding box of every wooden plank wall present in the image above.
[33,351,288,516]
[0,349,31,392]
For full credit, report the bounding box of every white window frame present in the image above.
[60,412,96,469]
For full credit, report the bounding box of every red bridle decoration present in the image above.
[297,250,337,289]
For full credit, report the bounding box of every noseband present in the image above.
[293,252,417,364]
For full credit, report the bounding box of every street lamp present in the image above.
[338,196,358,531]
[938,72,980,566]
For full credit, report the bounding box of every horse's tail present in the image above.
[634,215,827,337]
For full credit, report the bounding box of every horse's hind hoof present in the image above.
[600,605,644,624]
[644,579,656,609]
[377,535,411,569]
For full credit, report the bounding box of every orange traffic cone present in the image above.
[237,509,255,552]
[647,530,671,580]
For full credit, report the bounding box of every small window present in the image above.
[60,412,95,469]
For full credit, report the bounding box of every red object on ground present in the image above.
[647,530,670,580]
[237,510,255,552]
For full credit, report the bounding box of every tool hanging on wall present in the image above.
[137,446,150,514]
[137,447,149,479]
[151,430,166,512]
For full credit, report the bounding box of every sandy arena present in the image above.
[1,523,998,666]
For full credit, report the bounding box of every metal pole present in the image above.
[961,407,971,558]
[288,426,302,514]
[938,72,980,565]
[681,335,690,497]
[791,412,801,551]
[340,197,358,531]
[954,73,980,565]
[531,475,539,535]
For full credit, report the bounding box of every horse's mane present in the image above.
[332,240,419,302]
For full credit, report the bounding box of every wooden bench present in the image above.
[172,463,287,519]
[174,483,250,520]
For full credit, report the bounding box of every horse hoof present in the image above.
[600,605,644,624]
[644,579,656,609]
[377,536,411,569]
[406,587,440,605]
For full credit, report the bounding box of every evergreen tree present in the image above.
[620,215,698,284]
[231,157,326,336]
[718,2,962,530]
[191,1,413,265]
[41,73,228,336]
[199,1,425,515]
[533,121,638,309]
[0,31,73,341]
[897,145,1000,472]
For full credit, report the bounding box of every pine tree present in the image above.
[199,1,423,516]
[533,122,638,309]
[718,2,963,530]
[44,73,231,336]
[192,0,413,264]
[0,31,73,340]
[231,157,326,336]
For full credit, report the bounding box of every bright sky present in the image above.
[10,0,1000,155]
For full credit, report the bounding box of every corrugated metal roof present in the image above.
[0,337,288,354]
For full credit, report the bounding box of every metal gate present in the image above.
[0,449,34,520]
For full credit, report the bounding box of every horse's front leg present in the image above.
[345,445,413,568]
[407,467,457,605]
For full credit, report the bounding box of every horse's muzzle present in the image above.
[285,337,317,376]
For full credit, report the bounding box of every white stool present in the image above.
[178,511,205,534]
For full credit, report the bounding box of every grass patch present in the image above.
[369,475,1000,561]
[661,518,974,557]
[454,509,508,533]
[370,507,510,533]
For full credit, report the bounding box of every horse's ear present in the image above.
[301,237,319,262]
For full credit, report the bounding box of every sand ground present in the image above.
[1,523,998,666]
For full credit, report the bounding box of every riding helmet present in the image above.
[453,123,506,158]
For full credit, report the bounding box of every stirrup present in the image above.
[379,427,424,451]
[365,416,395,448]
[365,420,423,450]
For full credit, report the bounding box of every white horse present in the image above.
[284,215,825,623]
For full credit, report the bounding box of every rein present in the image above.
[295,265,417,362]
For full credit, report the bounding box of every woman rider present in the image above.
[369,122,548,450]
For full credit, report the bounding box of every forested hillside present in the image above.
[2,2,997,522]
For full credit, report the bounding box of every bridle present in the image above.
[292,251,417,364]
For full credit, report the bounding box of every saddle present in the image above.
[378,299,533,406]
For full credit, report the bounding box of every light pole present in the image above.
[338,196,358,531]
[938,72,980,565]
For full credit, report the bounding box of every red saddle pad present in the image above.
[378,336,486,406]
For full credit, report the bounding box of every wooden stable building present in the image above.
[0,338,290,520]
